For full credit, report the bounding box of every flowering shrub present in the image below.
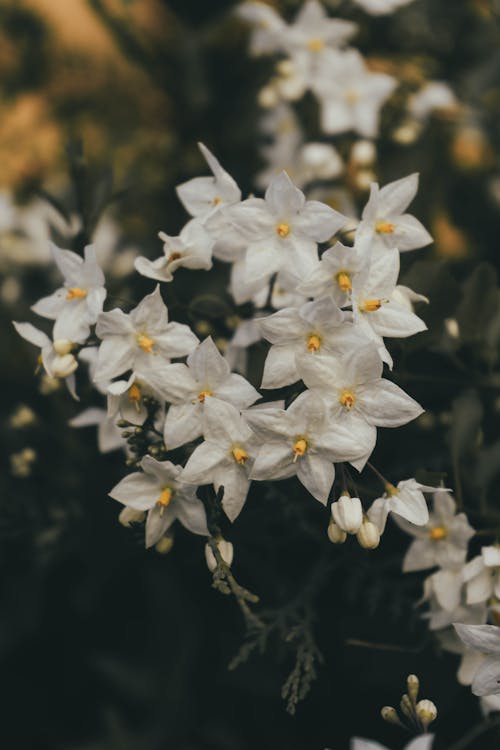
[5,1,500,747]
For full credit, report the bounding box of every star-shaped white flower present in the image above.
[32,243,106,342]
[296,344,423,467]
[351,249,427,367]
[109,456,208,548]
[368,479,442,533]
[176,142,241,221]
[258,296,363,388]
[393,490,474,572]
[154,336,260,449]
[94,286,198,383]
[225,170,347,302]
[454,623,500,697]
[245,390,374,504]
[463,547,500,606]
[135,219,214,282]
[297,240,365,306]
[316,49,397,138]
[180,397,257,522]
[357,173,432,254]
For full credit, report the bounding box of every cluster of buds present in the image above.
[328,493,380,549]
[381,674,437,734]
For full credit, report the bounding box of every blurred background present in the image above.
[1,1,500,748]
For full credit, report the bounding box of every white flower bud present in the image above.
[258,85,279,108]
[52,353,78,378]
[205,538,234,572]
[331,495,363,534]
[381,706,400,725]
[53,339,73,356]
[327,520,347,544]
[351,139,376,166]
[118,506,146,527]
[444,317,460,339]
[155,534,174,555]
[407,674,419,703]
[416,699,437,728]
[356,519,380,550]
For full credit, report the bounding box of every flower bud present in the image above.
[356,519,380,550]
[205,538,234,573]
[351,139,376,166]
[407,674,419,703]
[118,507,146,527]
[331,495,363,534]
[53,339,73,356]
[400,693,414,721]
[327,519,347,544]
[381,706,400,726]
[416,699,437,729]
[155,534,174,555]
[52,353,78,378]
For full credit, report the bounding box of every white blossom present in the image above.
[94,285,198,383]
[69,407,124,453]
[454,623,500,697]
[463,547,500,606]
[356,174,432,254]
[13,321,79,399]
[32,243,106,342]
[109,456,208,547]
[368,479,441,533]
[135,219,214,282]
[180,397,257,522]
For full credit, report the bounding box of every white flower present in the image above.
[106,374,165,427]
[225,171,347,302]
[135,219,214,282]
[454,623,500,696]
[31,243,106,342]
[331,494,363,534]
[423,567,466,615]
[94,286,198,383]
[296,344,423,467]
[180,397,257,522]
[368,479,441,533]
[13,321,79,399]
[109,456,208,548]
[351,0,416,15]
[356,174,432,254]
[351,249,427,368]
[246,391,374,504]
[297,241,365,306]
[157,336,260,449]
[316,49,397,138]
[394,490,475,572]
[258,296,360,388]
[351,735,434,750]
[69,407,124,453]
[237,1,286,56]
[176,142,241,221]
[408,82,457,123]
[463,547,500,606]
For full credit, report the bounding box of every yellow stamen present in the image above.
[168,251,182,262]
[129,383,141,411]
[345,90,359,105]
[292,438,308,462]
[276,222,290,238]
[359,298,387,312]
[307,334,321,353]
[429,526,448,541]
[340,390,356,410]
[66,287,88,300]
[137,334,155,353]
[307,37,325,52]
[232,447,248,465]
[375,221,396,234]
[213,196,222,205]
[336,271,352,292]
[197,389,213,403]
[157,487,173,516]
